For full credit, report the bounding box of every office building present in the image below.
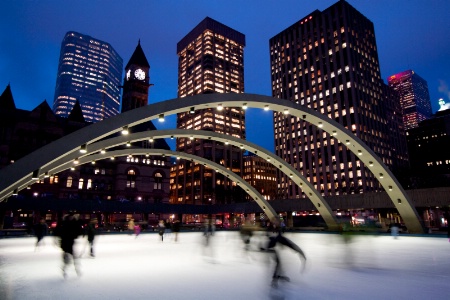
[269,0,408,198]
[53,31,123,123]
[243,153,277,201]
[171,17,246,206]
[388,70,432,130]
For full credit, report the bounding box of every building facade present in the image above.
[53,31,123,123]
[269,0,408,199]
[388,70,432,130]
[170,17,246,205]
[243,153,277,201]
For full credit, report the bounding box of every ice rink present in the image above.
[1,231,449,300]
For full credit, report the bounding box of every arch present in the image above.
[43,148,279,220]
[0,93,423,232]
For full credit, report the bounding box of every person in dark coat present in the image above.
[33,218,48,251]
[54,213,83,278]
[158,220,166,242]
[261,219,307,288]
[172,219,181,242]
[85,218,98,257]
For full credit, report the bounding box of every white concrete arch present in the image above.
[0,93,423,232]
[44,148,278,220]
[32,129,338,229]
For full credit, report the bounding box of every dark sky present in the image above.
[1,0,449,152]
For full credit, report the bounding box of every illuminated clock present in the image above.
[126,70,131,80]
[134,68,145,80]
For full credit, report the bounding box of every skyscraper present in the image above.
[388,70,432,130]
[269,0,408,198]
[171,17,246,206]
[53,31,123,123]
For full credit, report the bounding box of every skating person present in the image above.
[158,220,165,242]
[54,212,83,278]
[33,218,48,251]
[172,219,181,242]
[85,218,97,257]
[261,219,307,288]
[128,218,135,235]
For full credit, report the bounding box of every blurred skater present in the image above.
[134,224,141,238]
[158,220,165,242]
[165,219,172,238]
[128,218,135,235]
[261,219,307,288]
[54,212,83,278]
[84,218,97,257]
[33,218,48,251]
[203,218,216,262]
[172,219,181,242]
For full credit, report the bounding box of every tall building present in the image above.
[243,153,277,201]
[53,31,123,123]
[171,17,246,206]
[388,70,432,130]
[269,0,408,198]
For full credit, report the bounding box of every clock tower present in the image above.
[121,40,151,113]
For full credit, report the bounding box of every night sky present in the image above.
[1,0,449,152]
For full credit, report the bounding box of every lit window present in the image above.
[66,176,73,188]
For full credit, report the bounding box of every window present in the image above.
[78,178,84,189]
[87,179,92,190]
[66,176,73,188]
[127,169,136,188]
[154,172,163,190]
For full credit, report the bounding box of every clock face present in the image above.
[134,68,145,80]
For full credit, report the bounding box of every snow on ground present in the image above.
[1,231,449,300]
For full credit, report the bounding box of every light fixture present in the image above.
[44,171,49,178]
[217,104,223,111]
[170,136,174,139]
[12,189,18,196]
[91,161,96,165]
[345,140,350,145]
[266,158,271,162]
[110,157,115,160]
[358,150,362,155]
[100,149,106,154]
[73,158,79,165]
[70,167,75,171]
[242,103,248,110]
[283,109,289,115]
[189,107,195,114]
[121,126,129,135]
[149,138,154,143]
[240,145,244,149]
[176,157,180,160]
[126,141,131,147]
[289,174,293,178]
[332,131,337,136]
[158,114,165,122]
[379,173,384,179]
[80,144,87,153]
[32,169,39,180]
[397,199,402,204]
[225,141,229,145]
[26,185,31,190]
[189,136,194,140]
[264,105,269,111]
[369,161,373,167]
[318,122,323,128]
[388,186,393,191]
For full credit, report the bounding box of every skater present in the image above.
[172,219,181,242]
[261,219,307,288]
[54,212,83,278]
[158,220,165,242]
[128,218,135,235]
[33,218,48,251]
[85,218,97,257]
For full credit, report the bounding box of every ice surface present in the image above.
[1,231,449,300]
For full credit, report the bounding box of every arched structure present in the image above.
[45,148,278,220]
[0,93,424,233]
[30,129,339,229]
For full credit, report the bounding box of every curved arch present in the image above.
[0,93,423,232]
[46,148,278,220]
[43,129,338,229]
